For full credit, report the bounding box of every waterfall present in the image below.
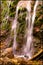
[12,0,39,59]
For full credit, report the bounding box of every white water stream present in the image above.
[12,0,39,59]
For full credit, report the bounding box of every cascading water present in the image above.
[12,0,39,59]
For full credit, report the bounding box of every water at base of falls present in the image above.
[12,1,39,59]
